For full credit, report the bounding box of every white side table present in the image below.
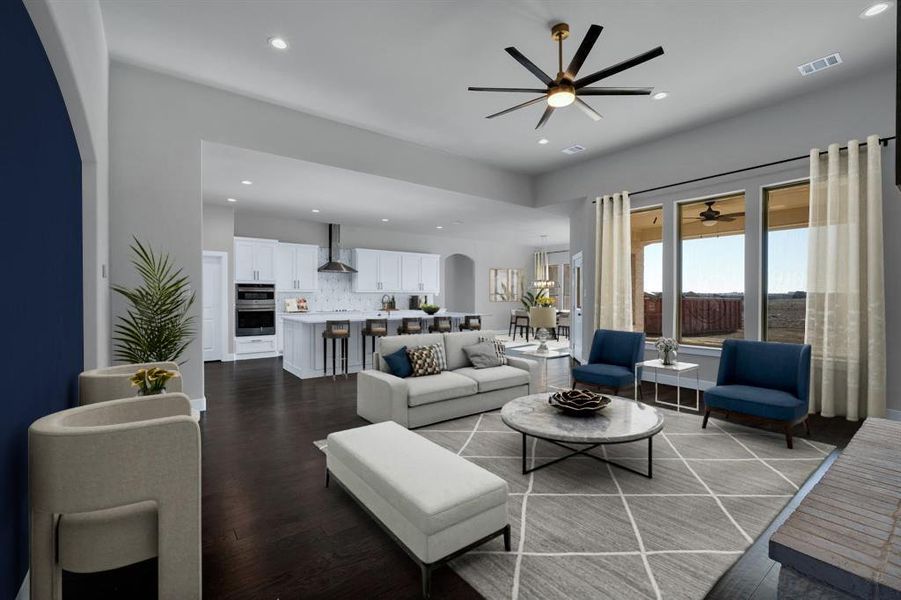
[635,359,700,412]
[517,347,571,393]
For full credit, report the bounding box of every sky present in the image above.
[642,228,808,294]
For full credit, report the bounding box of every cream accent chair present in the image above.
[78,362,182,405]
[29,393,201,599]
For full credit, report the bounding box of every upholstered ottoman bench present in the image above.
[326,421,510,598]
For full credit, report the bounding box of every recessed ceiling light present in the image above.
[381,218,390,222]
[435,225,444,229]
[241,180,253,185]
[268,37,289,50]
[538,138,549,145]
[861,2,891,17]
[652,91,668,100]
[227,197,237,203]
[311,209,320,213]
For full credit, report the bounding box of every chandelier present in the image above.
[532,235,556,289]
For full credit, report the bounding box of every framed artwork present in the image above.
[489,268,524,302]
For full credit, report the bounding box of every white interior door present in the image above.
[203,252,226,361]
[571,252,584,363]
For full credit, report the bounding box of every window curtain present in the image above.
[595,192,633,330]
[805,135,886,420]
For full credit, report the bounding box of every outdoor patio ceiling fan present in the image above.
[695,201,745,227]
[468,23,664,129]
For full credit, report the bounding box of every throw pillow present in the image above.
[427,343,448,371]
[479,335,508,365]
[462,341,503,369]
[407,346,442,377]
[383,346,412,378]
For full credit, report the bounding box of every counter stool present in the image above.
[361,318,388,370]
[429,316,452,333]
[397,317,423,335]
[459,315,482,332]
[322,320,350,381]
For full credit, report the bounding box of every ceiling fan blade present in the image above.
[717,217,736,222]
[565,24,603,80]
[468,86,549,93]
[575,98,603,121]
[486,96,546,119]
[505,47,554,85]
[578,87,654,96]
[574,46,665,89]
[718,212,746,218]
[535,105,555,129]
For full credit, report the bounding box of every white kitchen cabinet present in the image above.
[400,253,440,294]
[354,249,439,293]
[379,252,402,291]
[234,237,278,283]
[419,253,440,294]
[276,243,319,292]
[353,249,381,292]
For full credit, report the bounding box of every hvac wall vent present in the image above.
[797,53,842,76]
[561,144,586,155]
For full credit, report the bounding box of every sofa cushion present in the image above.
[704,384,806,422]
[462,341,503,369]
[443,331,485,370]
[407,346,442,377]
[406,371,478,407]
[327,421,508,535]
[453,365,530,393]
[378,334,444,371]
[572,363,633,388]
[383,346,412,378]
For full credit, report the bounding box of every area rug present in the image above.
[316,409,833,600]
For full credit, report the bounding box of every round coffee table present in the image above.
[501,394,665,478]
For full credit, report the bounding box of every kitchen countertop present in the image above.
[280,310,482,324]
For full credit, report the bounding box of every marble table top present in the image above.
[501,394,664,444]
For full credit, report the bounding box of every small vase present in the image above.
[138,387,166,396]
[661,350,676,366]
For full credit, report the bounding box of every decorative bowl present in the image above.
[421,305,440,315]
[548,390,611,416]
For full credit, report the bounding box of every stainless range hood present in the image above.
[318,224,357,273]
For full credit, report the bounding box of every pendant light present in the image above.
[532,235,556,289]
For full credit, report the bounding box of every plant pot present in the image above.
[660,349,677,366]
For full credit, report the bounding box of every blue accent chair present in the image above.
[703,339,811,448]
[572,329,646,398]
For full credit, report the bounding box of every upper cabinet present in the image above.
[235,237,278,283]
[354,249,439,294]
[276,243,319,292]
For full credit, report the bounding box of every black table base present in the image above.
[520,433,654,478]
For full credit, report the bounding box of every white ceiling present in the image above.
[202,142,570,245]
[100,0,895,175]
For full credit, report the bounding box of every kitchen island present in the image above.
[281,310,483,379]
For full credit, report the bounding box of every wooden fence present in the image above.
[643,295,743,337]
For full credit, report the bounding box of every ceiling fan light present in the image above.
[547,84,576,108]
[702,219,717,227]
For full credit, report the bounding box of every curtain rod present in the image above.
[591,135,896,201]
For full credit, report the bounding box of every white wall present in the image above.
[202,204,235,354]
[26,0,109,369]
[551,67,901,414]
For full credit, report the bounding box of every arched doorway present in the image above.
[444,254,475,312]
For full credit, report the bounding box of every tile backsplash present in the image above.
[276,248,434,314]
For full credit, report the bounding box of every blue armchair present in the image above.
[703,339,811,448]
[572,329,646,398]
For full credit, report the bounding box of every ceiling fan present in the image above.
[695,201,745,227]
[468,23,664,129]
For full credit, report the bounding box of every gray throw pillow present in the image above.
[462,341,503,369]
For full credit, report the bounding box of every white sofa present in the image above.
[357,331,538,428]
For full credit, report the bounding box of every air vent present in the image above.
[561,144,586,155]
[797,53,842,76]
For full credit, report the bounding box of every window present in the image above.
[763,182,809,343]
[630,207,663,339]
[547,262,572,310]
[678,193,745,347]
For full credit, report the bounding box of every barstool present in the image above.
[322,320,350,380]
[361,318,388,370]
[429,316,452,333]
[459,315,482,332]
[397,317,423,335]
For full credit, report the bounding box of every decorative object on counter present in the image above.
[113,237,196,363]
[284,297,309,313]
[548,389,611,416]
[489,268,524,302]
[380,294,397,311]
[429,315,452,333]
[130,366,179,396]
[420,303,440,315]
[655,337,679,365]
[530,299,557,353]
[459,315,482,332]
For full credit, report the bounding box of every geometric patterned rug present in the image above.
[317,407,833,600]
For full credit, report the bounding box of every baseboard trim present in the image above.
[221,353,236,362]
[16,571,28,600]
[192,396,206,412]
[886,408,901,421]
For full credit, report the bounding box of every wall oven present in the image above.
[236,284,276,336]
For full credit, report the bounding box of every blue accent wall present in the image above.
[1,1,83,596]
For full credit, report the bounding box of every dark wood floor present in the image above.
[64,355,861,599]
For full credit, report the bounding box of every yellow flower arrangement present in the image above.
[130,367,179,396]
[536,296,556,307]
